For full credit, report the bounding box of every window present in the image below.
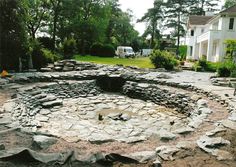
[190,46,193,56]
[229,18,234,30]
[190,30,194,36]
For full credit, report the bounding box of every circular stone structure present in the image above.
[0,60,235,166]
[8,80,194,143]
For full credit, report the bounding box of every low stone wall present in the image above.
[122,81,194,114]
[211,77,236,87]
[10,80,101,127]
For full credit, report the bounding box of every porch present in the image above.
[196,30,224,62]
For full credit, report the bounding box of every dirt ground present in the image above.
[0,90,236,167]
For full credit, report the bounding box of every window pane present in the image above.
[191,30,194,36]
[229,18,234,30]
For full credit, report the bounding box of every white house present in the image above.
[186,5,236,62]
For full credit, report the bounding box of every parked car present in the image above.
[116,46,135,58]
[141,49,153,56]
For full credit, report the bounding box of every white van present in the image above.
[116,46,135,58]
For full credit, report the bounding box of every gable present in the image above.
[220,4,236,15]
[188,16,214,26]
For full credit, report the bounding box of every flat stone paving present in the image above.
[37,94,187,143]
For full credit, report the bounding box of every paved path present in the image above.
[162,71,236,104]
[142,70,235,101]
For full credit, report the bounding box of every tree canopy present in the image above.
[0,0,28,71]
[0,0,139,70]
[224,0,236,9]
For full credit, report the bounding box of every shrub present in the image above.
[62,38,77,59]
[205,62,220,72]
[225,39,236,59]
[31,40,60,69]
[41,48,60,63]
[180,61,185,66]
[31,40,45,69]
[217,65,231,77]
[230,68,236,78]
[100,44,115,57]
[198,58,207,70]
[179,45,187,60]
[217,61,236,77]
[90,43,103,56]
[150,50,179,70]
[90,43,115,57]
[193,57,219,72]
[193,63,202,72]
[37,37,54,50]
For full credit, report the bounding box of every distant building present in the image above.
[186,5,236,62]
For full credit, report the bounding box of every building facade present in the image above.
[186,5,236,62]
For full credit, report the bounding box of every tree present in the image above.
[105,0,122,44]
[164,0,194,57]
[0,0,28,71]
[25,0,50,68]
[25,0,49,39]
[225,39,236,59]
[49,0,62,51]
[138,0,164,49]
[224,0,236,9]
[75,0,110,54]
[190,0,220,15]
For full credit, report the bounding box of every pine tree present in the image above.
[164,0,194,57]
[138,0,164,49]
[190,0,220,15]
[224,0,236,9]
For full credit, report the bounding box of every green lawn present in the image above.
[74,55,155,68]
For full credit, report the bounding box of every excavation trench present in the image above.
[5,75,200,144]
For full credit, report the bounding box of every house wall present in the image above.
[187,16,236,62]
[218,17,236,61]
[186,25,206,60]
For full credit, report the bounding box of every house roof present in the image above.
[188,5,236,27]
[188,16,214,25]
[220,4,236,14]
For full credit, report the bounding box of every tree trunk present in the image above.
[52,9,58,52]
[201,0,204,15]
[52,0,61,52]
[151,27,154,48]
[28,30,35,69]
[19,57,22,72]
[28,55,33,69]
[176,9,180,58]
[0,30,2,71]
[81,37,85,55]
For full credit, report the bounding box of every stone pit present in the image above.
[0,60,235,166]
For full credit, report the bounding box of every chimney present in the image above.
[205,11,215,16]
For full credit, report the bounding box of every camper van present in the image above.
[116,46,135,58]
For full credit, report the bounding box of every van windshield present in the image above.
[125,48,133,53]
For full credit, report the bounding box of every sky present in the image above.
[119,0,225,35]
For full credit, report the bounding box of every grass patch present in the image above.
[74,55,155,68]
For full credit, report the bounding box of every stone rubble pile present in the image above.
[211,77,236,87]
[40,60,101,72]
[197,136,233,160]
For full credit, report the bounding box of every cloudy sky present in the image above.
[119,0,225,35]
